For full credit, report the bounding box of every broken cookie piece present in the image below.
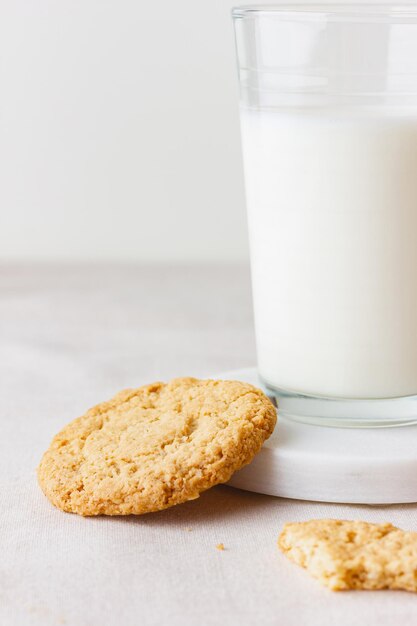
[278,519,417,592]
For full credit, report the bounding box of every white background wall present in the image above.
[0,1,383,262]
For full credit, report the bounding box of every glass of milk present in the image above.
[232,5,417,426]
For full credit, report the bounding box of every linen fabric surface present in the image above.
[2,265,417,626]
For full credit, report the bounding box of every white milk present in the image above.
[240,107,417,399]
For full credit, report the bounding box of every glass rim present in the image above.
[232,4,417,20]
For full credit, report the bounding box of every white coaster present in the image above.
[218,367,417,504]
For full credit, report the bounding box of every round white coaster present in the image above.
[218,367,417,504]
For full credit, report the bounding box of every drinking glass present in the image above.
[232,5,417,426]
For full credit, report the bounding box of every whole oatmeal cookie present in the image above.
[278,519,417,592]
[38,378,276,516]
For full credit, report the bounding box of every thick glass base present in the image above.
[262,380,417,428]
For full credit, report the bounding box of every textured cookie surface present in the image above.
[278,519,417,592]
[38,378,276,516]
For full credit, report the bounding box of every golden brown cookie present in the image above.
[278,519,417,592]
[38,377,276,516]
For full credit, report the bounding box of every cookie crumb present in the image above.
[216,543,225,551]
[186,527,193,532]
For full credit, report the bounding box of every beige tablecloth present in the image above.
[2,264,417,626]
